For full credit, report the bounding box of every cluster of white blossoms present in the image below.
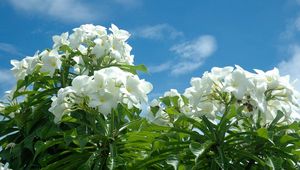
[10,24,134,81]
[184,65,300,124]
[49,67,152,122]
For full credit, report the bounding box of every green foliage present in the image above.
[1,73,300,170]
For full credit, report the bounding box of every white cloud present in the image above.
[170,62,202,75]
[133,24,183,40]
[8,0,98,23]
[148,62,172,73]
[170,35,217,75]
[278,1,300,91]
[0,42,23,56]
[278,45,300,90]
[0,69,15,95]
[170,35,216,60]
[148,35,217,75]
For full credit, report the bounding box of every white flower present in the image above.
[91,38,108,58]
[88,89,119,116]
[210,66,234,81]
[164,89,181,97]
[49,66,152,121]
[24,52,40,74]
[49,87,76,123]
[224,66,254,99]
[69,30,84,49]
[182,65,300,124]
[10,59,28,80]
[73,56,88,74]
[148,99,171,126]
[150,108,171,126]
[79,24,107,38]
[125,76,152,102]
[10,52,40,80]
[78,45,88,55]
[40,49,62,77]
[71,75,93,93]
[109,24,130,41]
[53,32,69,49]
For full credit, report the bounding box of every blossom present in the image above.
[91,38,108,58]
[52,32,69,49]
[10,59,28,80]
[122,76,153,108]
[88,89,119,116]
[49,67,152,121]
[223,66,254,99]
[147,99,171,126]
[40,49,62,77]
[183,65,300,124]
[109,24,130,41]
[24,53,40,74]
[49,87,76,123]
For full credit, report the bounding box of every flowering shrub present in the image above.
[1,24,300,169]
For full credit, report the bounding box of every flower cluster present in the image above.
[184,65,300,124]
[49,67,152,122]
[10,24,134,81]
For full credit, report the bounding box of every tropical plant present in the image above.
[0,24,299,170]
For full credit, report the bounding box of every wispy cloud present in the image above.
[132,24,183,40]
[7,0,99,23]
[280,17,300,40]
[277,0,300,119]
[170,35,217,75]
[0,69,15,95]
[148,62,172,73]
[278,45,300,89]
[278,1,300,91]
[170,35,216,60]
[148,35,217,75]
[149,35,217,75]
[0,42,23,56]
[170,62,203,75]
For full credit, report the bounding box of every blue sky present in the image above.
[1,0,300,98]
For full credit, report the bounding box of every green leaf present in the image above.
[280,134,297,144]
[34,140,63,160]
[189,140,213,160]
[59,45,72,53]
[41,152,91,170]
[257,127,269,140]
[160,96,171,106]
[265,156,275,170]
[165,107,180,115]
[226,104,238,120]
[268,110,284,130]
[133,64,148,73]
[201,116,217,141]
[119,64,148,74]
